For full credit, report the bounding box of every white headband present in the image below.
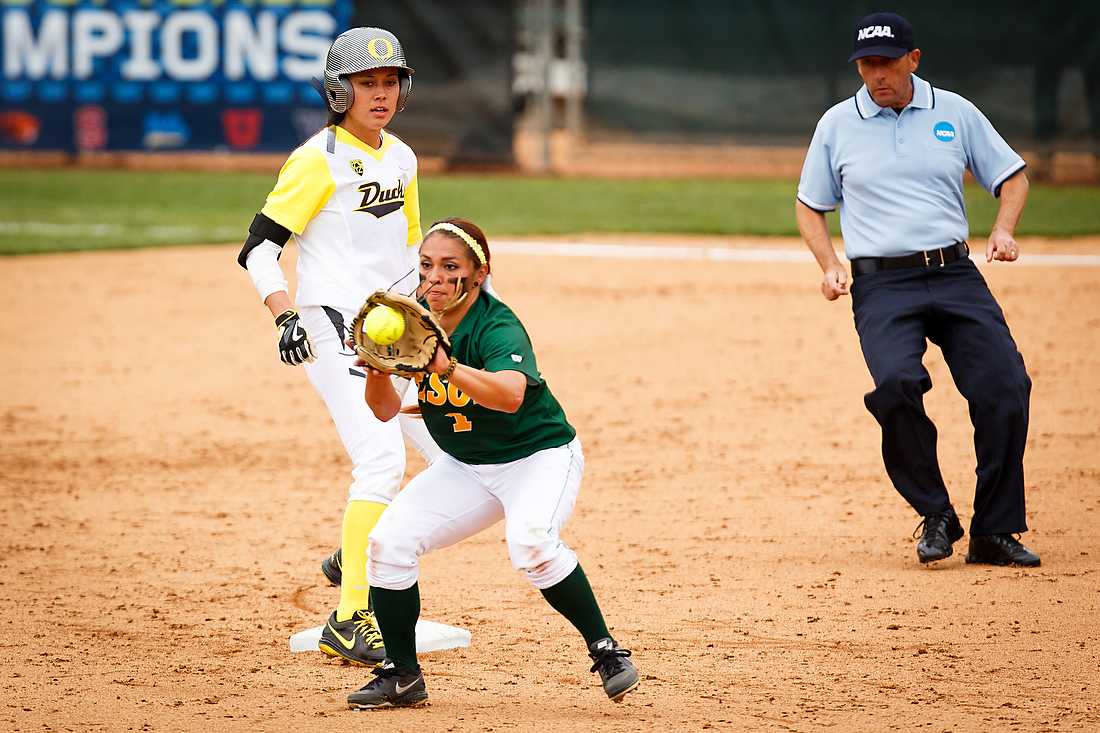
[425,222,487,266]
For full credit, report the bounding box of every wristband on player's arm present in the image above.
[440,356,459,381]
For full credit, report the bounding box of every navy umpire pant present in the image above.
[851,256,1031,535]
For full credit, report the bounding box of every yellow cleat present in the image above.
[318,609,386,666]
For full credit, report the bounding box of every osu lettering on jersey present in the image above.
[414,293,576,464]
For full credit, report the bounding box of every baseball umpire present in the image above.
[795,11,1040,567]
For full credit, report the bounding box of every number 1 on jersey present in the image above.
[444,412,473,433]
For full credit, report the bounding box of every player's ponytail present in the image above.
[326,110,346,128]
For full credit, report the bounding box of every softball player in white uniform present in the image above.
[237,27,439,666]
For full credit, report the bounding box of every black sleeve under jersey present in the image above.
[236,212,292,268]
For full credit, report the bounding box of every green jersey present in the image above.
[414,293,576,464]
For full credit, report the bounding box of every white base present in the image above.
[289,619,471,654]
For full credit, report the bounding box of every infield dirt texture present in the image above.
[2,236,1098,730]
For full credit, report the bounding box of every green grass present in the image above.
[1,169,1097,255]
[0,170,274,255]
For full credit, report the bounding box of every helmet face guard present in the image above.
[321,27,414,114]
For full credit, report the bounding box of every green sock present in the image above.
[539,564,611,647]
[371,584,420,671]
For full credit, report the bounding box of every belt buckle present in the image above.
[924,248,946,267]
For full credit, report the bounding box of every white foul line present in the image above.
[0,223,1097,266]
[0,221,242,239]
[493,240,1100,267]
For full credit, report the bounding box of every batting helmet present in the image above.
[321,27,414,114]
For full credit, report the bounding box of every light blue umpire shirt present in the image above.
[797,73,1026,260]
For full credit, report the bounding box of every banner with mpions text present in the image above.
[0,0,351,152]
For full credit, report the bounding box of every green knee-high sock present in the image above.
[371,585,420,671]
[539,564,611,647]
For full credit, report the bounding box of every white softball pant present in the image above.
[368,437,583,591]
[299,305,442,504]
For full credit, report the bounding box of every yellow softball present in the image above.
[363,304,405,346]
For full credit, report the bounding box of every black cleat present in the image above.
[321,548,342,586]
[588,638,639,702]
[348,660,428,709]
[318,609,386,666]
[966,534,1041,567]
[915,508,965,564]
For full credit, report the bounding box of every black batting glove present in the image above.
[274,309,316,366]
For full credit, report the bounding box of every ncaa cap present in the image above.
[848,11,915,62]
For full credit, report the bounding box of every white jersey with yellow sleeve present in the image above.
[257,125,421,311]
[239,124,441,506]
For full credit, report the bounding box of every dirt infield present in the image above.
[2,237,1099,731]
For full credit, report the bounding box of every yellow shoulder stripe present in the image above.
[261,146,335,235]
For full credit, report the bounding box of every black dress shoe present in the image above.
[965,534,1041,567]
[915,508,965,563]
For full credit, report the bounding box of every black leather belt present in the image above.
[851,241,970,277]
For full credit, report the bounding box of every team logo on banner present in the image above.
[74,105,107,150]
[143,111,189,149]
[222,109,262,149]
[0,111,40,145]
[350,159,364,176]
[292,108,328,143]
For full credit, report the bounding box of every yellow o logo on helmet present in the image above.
[367,38,395,61]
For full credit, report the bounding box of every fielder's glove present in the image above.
[274,308,316,366]
[350,290,450,378]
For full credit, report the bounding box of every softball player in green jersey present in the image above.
[345,218,640,709]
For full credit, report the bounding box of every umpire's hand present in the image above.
[986,227,1021,262]
[274,308,316,365]
[821,265,850,300]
